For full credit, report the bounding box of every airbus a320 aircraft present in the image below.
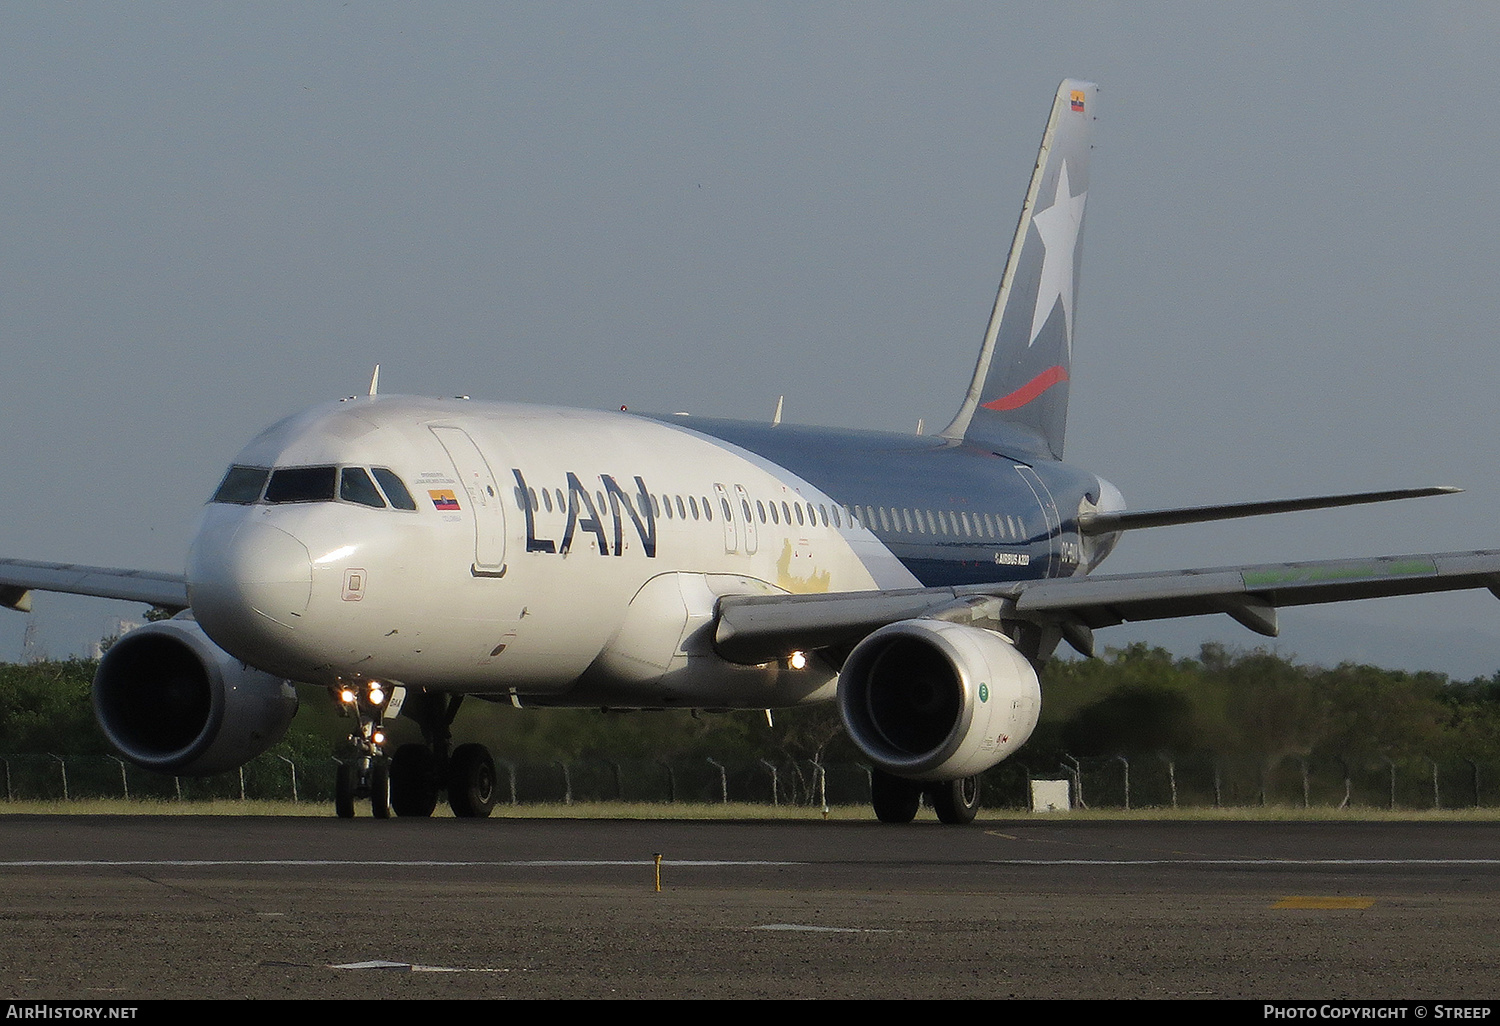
[5,80,1499,823]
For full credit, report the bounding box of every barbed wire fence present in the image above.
[3,752,1499,810]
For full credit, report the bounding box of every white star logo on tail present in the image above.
[1028,159,1087,350]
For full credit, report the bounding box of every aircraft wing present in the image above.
[0,558,189,613]
[712,549,1500,664]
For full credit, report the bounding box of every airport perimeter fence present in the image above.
[6,751,1500,811]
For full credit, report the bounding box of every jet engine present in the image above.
[93,617,298,776]
[837,619,1040,781]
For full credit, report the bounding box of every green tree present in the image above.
[0,658,108,755]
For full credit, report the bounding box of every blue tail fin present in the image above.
[941,79,1097,460]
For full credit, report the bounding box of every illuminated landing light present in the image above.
[369,684,386,706]
[788,651,808,670]
[339,687,358,705]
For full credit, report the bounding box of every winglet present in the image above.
[368,364,381,397]
[941,79,1097,460]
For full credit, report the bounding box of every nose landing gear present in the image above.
[331,686,498,819]
[332,681,395,819]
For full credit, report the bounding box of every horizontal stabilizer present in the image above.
[1076,486,1460,536]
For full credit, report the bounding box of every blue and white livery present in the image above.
[5,80,1497,823]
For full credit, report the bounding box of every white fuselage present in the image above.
[187,396,927,709]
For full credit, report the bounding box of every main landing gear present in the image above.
[332,685,499,819]
[870,768,982,825]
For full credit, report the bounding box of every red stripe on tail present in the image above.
[981,366,1069,412]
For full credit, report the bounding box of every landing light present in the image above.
[369,684,386,706]
[788,651,808,670]
[339,687,358,705]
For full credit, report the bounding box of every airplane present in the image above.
[5,79,1500,823]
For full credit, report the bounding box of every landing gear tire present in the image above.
[390,744,439,817]
[335,761,357,819]
[870,768,922,824]
[448,743,497,819]
[370,759,392,819]
[929,775,982,825]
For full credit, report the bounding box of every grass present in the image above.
[3,798,1500,821]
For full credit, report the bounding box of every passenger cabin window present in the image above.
[265,466,337,503]
[211,466,269,504]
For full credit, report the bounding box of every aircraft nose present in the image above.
[188,519,313,643]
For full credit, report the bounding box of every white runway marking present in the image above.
[332,960,514,973]
[988,858,1500,866]
[0,858,804,868]
[754,924,894,933]
[6,857,1499,869]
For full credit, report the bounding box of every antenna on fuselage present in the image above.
[368,364,381,397]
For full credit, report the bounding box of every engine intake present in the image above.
[93,617,298,776]
[837,619,1040,780]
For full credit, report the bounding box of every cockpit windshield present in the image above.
[371,468,418,510]
[211,466,270,505]
[210,464,418,511]
[265,466,337,503]
[339,467,385,508]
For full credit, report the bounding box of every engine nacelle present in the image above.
[93,617,298,776]
[837,619,1040,781]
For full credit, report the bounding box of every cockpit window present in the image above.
[265,466,337,503]
[216,463,418,511]
[339,467,386,508]
[371,468,418,511]
[211,466,270,504]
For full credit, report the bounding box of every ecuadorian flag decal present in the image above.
[428,489,461,511]
[1070,90,1085,113]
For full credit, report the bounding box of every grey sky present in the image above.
[4,4,1500,674]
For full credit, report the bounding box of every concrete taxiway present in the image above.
[1,815,1497,999]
